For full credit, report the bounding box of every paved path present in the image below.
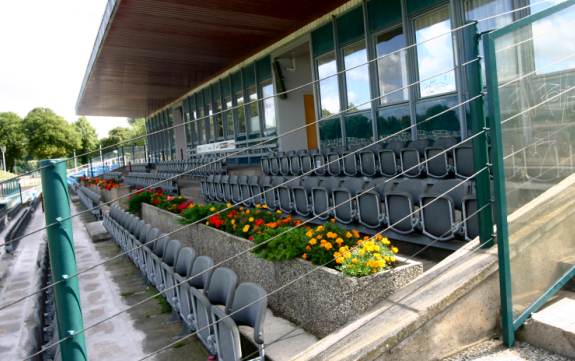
[443,340,571,361]
[0,206,45,360]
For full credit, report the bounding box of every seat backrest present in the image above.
[424,179,470,206]
[340,177,367,195]
[162,239,182,267]
[405,139,430,153]
[146,228,160,249]
[228,175,239,185]
[237,175,248,184]
[206,267,238,313]
[430,137,458,150]
[154,233,170,256]
[384,140,405,154]
[302,177,322,192]
[189,256,214,289]
[230,283,267,345]
[319,177,342,192]
[388,179,429,203]
[174,247,197,277]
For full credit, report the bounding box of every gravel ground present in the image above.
[443,340,572,361]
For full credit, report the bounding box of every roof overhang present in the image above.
[76,0,349,117]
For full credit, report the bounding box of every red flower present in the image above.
[248,236,254,241]
[254,218,265,227]
[208,214,224,228]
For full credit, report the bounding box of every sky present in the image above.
[0,0,128,139]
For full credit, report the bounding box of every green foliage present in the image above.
[100,127,131,149]
[180,203,225,224]
[100,118,146,149]
[73,116,99,164]
[252,226,309,261]
[22,108,81,159]
[0,112,27,171]
[127,190,155,214]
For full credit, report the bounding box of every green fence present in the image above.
[484,0,575,346]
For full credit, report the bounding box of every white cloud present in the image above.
[0,0,128,139]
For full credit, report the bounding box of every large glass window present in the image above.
[224,96,234,138]
[261,79,276,130]
[415,6,456,98]
[376,27,409,105]
[214,97,224,139]
[207,103,214,141]
[465,0,513,33]
[197,107,206,144]
[317,52,341,118]
[247,85,260,134]
[343,41,371,111]
[235,90,246,135]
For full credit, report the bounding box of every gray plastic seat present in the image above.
[292,177,321,217]
[326,150,342,176]
[342,151,359,176]
[290,150,304,175]
[250,176,269,206]
[301,149,317,175]
[277,177,300,213]
[378,141,403,177]
[263,177,284,210]
[357,178,392,229]
[173,247,197,321]
[311,177,342,220]
[226,175,238,203]
[401,139,430,178]
[313,152,327,176]
[260,156,271,175]
[210,175,222,200]
[385,179,430,234]
[212,283,267,361]
[160,239,183,307]
[454,140,474,178]
[191,267,238,354]
[216,175,228,201]
[279,152,292,176]
[420,180,470,241]
[180,255,214,332]
[150,234,170,289]
[240,176,256,206]
[333,177,367,224]
[269,153,280,176]
[425,137,458,178]
[359,144,383,177]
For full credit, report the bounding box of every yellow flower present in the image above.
[335,237,344,245]
[382,238,391,246]
[323,242,333,251]
[363,236,369,241]
[305,245,311,251]
[306,230,314,238]
[333,251,341,258]
[392,246,399,254]
[205,221,210,225]
[351,258,359,264]
[316,225,324,232]
[345,232,353,239]
[243,225,250,233]
[390,256,396,262]
[344,252,352,259]
[302,253,308,260]
[358,249,366,256]
[245,209,250,215]
[226,203,233,208]
[316,234,323,240]
[262,204,268,209]
[336,257,344,264]
[209,207,216,212]
[352,230,360,238]
[375,234,383,241]
[276,210,282,214]
[249,217,254,222]
[255,204,261,208]
[231,219,236,225]
[309,238,317,246]
[330,218,336,224]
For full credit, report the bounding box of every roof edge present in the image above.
[75,0,120,115]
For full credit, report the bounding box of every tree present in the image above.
[0,112,27,171]
[100,127,131,149]
[126,118,146,146]
[100,118,146,149]
[22,108,81,159]
[73,116,99,164]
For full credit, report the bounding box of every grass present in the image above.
[147,288,172,314]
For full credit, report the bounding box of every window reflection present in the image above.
[376,27,409,105]
[248,86,260,134]
[377,104,411,141]
[343,42,371,111]
[262,80,276,130]
[214,98,224,139]
[415,6,456,97]
[224,96,234,138]
[317,52,340,118]
[235,90,246,134]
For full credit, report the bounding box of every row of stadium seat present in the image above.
[77,186,102,219]
[261,137,474,179]
[124,172,179,194]
[201,175,478,242]
[104,207,267,361]
[155,159,226,175]
[102,172,123,181]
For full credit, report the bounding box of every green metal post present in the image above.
[482,33,515,347]
[40,159,88,361]
[464,22,494,249]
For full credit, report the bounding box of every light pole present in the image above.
[0,145,6,172]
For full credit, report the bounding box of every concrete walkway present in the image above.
[443,340,571,361]
[0,206,45,360]
[72,201,209,361]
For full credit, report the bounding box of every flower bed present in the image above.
[141,203,423,337]
[129,190,401,276]
[79,176,121,191]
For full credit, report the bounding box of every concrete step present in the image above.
[239,309,317,361]
[519,296,575,359]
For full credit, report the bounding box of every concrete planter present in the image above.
[96,185,131,209]
[142,203,423,337]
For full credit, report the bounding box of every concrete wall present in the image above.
[172,107,188,160]
[275,48,314,152]
[293,174,575,361]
